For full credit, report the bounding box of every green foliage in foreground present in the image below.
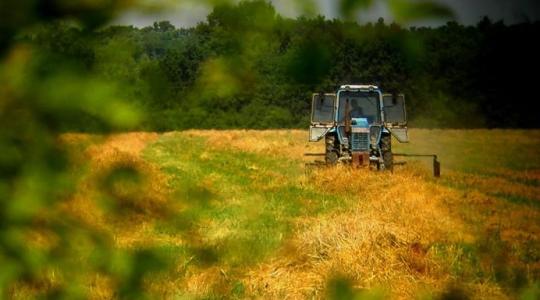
[0,1,152,298]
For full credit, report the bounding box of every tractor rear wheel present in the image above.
[325,134,339,164]
[381,135,393,171]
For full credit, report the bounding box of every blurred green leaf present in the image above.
[339,0,373,20]
[326,275,386,300]
[520,283,540,300]
[287,40,332,84]
[388,0,454,23]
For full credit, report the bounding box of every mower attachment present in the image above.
[392,153,441,177]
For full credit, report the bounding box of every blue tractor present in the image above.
[308,84,409,170]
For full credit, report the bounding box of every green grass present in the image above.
[142,133,347,268]
[394,129,540,173]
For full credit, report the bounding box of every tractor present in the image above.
[306,84,440,176]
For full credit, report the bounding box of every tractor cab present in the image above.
[337,87,381,125]
[309,84,408,169]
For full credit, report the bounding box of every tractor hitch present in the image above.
[304,153,441,178]
[304,153,326,157]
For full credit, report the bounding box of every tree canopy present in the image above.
[23,2,540,130]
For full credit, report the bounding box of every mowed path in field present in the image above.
[66,129,540,299]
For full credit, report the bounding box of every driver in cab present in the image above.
[350,99,364,118]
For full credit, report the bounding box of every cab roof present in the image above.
[339,84,379,91]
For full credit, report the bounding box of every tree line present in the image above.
[29,0,540,130]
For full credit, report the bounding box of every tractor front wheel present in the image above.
[325,134,339,164]
[381,135,393,171]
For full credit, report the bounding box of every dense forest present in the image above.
[27,0,540,130]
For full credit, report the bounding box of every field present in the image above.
[22,129,540,299]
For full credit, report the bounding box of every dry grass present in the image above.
[59,132,177,248]
[244,166,483,299]
[180,129,320,159]
[52,129,540,299]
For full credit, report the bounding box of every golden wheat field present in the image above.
[32,129,540,299]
